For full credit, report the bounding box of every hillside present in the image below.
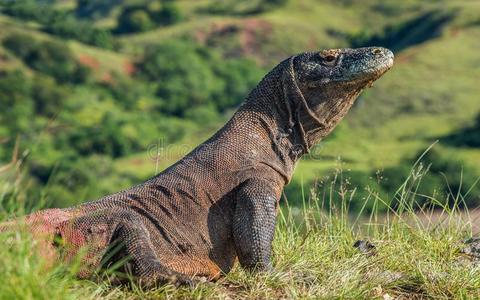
[1,0,479,209]
[2,1,480,299]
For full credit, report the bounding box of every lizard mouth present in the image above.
[348,49,394,89]
[351,48,394,82]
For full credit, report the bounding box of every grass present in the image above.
[1,2,480,297]
[1,0,480,205]
[2,158,480,299]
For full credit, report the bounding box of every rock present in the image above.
[353,240,376,255]
[461,237,480,259]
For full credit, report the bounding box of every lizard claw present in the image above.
[173,275,199,288]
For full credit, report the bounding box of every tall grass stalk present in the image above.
[1,155,480,299]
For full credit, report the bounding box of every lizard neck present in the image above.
[219,60,306,183]
[214,55,348,184]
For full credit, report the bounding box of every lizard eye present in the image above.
[325,55,336,62]
[319,51,339,67]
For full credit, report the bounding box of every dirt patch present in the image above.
[239,18,273,56]
[78,54,100,70]
[124,61,136,76]
[195,18,273,62]
[100,72,113,84]
[414,208,480,234]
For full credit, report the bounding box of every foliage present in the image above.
[3,33,90,83]
[1,0,114,48]
[442,112,480,148]
[348,10,455,52]
[46,15,114,49]
[0,70,34,134]
[202,0,289,16]
[114,1,183,34]
[115,6,156,34]
[32,75,70,117]
[155,1,183,26]
[58,113,143,158]
[137,40,263,116]
[75,0,118,20]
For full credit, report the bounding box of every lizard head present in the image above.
[281,47,394,152]
[293,47,393,92]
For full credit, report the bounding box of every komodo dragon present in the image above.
[1,47,394,286]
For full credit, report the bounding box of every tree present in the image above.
[0,70,33,133]
[2,33,39,59]
[155,1,182,26]
[212,58,263,111]
[116,6,155,33]
[32,75,69,117]
[138,41,222,116]
[3,35,91,83]
[27,40,78,82]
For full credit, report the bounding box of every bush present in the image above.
[75,0,117,20]
[38,154,124,207]
[0,70,33,134]
[2,33,39,60]
[27,40,78,82]
[212,58,263,111]
[46,15,114,49]
[114,2,182,34]
[155,1,183,26]
[32,76,69,117]
[105,75,153,110]
[2,0,114,48]
[116,7,155,33]
[58,113,143,158]
[202,0,288,16]
[136,40,262,116]
[1,0,55,24]
[348,10,454,52]
[2,34,90,83]
[137,40,223,116]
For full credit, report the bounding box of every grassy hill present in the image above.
[1,0,479,208]
[1,0,480,299]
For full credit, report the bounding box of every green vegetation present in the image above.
[115,2,183,34]
[137,40,263,116]
[3,33,90,83]
[1,0,114,48]
[0,0,479,211]
[443,112,480,148]
[0,0,480,296]
[2,162,480,299]
[201,0,289,16]
[348,9,455,52]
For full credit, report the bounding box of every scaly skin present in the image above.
[1,47,394,287]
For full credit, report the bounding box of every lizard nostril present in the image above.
[372,48,382,55]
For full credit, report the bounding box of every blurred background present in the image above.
[0,0,479,214]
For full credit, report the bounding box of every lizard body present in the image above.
[1,47,394,286]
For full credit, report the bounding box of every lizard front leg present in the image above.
[233,179,280,271]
